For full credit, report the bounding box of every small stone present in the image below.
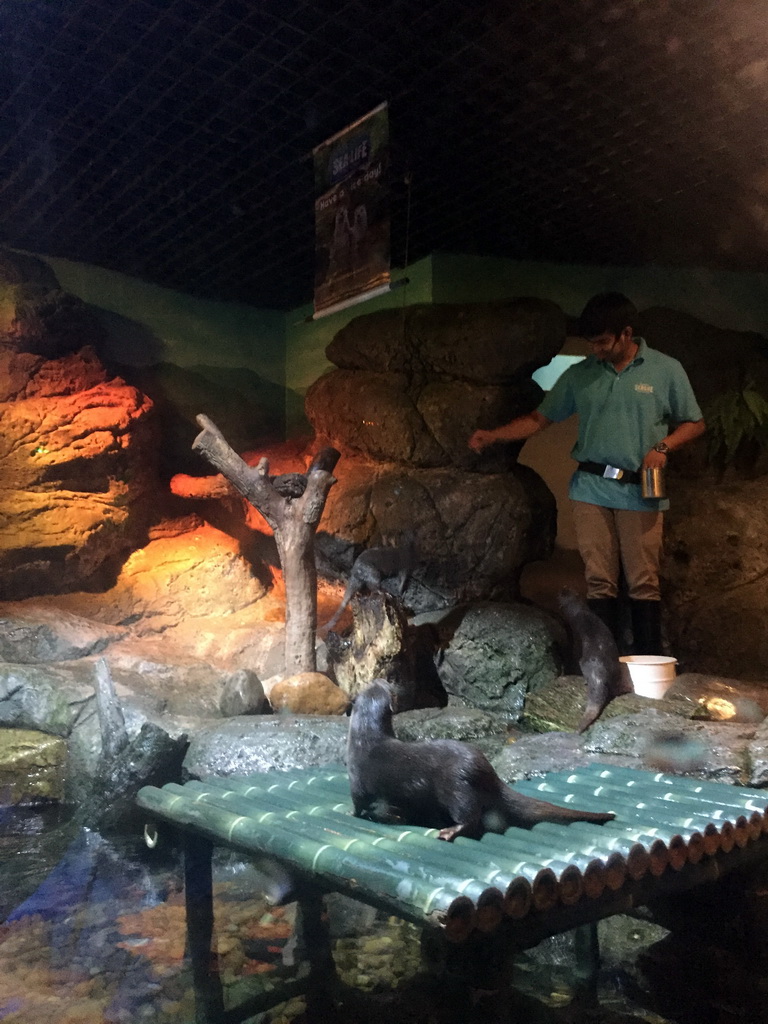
[219,670,265,717]
[269,673,350,715]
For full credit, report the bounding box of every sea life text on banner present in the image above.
[312,102,390,318]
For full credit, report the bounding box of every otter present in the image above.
[347,680,615,841]
[558,587,634,733]
[323,534,416,632]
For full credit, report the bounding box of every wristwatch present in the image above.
[652,441,671,455]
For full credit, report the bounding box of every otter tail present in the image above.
[500,787,615,829]
[577,658,633,733]
[321,583,355,633]
[577,699,604,734]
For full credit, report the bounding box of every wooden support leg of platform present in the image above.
[182,835,339,1024]
[294,888,339,1022]
[573,921,600,1003]
[184,834,226,1024]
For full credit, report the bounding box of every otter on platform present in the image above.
[347,679,615,841]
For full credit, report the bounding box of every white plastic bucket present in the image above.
[619,655,677,699]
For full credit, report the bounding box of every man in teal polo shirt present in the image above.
[469,293,705,655]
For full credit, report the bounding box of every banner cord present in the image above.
[401,170,412,312]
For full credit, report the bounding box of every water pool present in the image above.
[1,805,763,1024]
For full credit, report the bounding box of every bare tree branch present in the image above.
[192,416,340,673]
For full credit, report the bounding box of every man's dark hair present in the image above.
[578,293,638,339]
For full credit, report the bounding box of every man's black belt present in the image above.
[578,461,641,485]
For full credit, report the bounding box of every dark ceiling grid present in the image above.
[0,0,767,308]
[0,4,93,214]
[46,4,250,230]
[80,2,350,299]
[0,1,180,253]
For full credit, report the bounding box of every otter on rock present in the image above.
[323,533,417,632]
[558,587,634,733]
[347,680,615,841]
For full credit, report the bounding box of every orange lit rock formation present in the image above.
[0,254,158,599]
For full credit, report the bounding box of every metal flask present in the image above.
[641,466,666,499]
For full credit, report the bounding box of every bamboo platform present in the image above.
[136,763,768,1022]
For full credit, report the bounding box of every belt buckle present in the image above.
[603,465,624,480]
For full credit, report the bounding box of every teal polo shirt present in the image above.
[537,338,703,511]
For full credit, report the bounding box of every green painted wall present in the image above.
[430,252,768,336]
[35,252,288,454]
[42,254,286,383]
[26,249,768,450]
[40,251,434,440]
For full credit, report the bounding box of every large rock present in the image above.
[663,475,768,678]
[104,522,268,624]
[0,605,124,663]
[307,368,440,466]
[0,248,167,600]
[0,651,270,804]
[393,704,509,760]
[0,344,157,598]
[269,672,349,715]
[326,300,566,382]
[435,602,565,718]
[219,670,267,716]
[0,247,101,356]
[521,674,678,733]
[0,662,94,738]
[0,652,268,732]
[310,300,564,473]
[0,520,273,671]
[183,715,350,779]
[317,457,556,608]
[306,368,543,469]
[521,672,768,735]
[670,673,768,721]
[79,721,188,830]
[0,728,68,805]
[305,300,564,608]
[581,710,758,784]
[491,730,637,783]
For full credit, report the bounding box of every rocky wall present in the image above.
[307,299,567,605]
[0,252,159,599]
[635,307,768,677]
[663,474,768,679]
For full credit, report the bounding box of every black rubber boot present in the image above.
[586,597,621,647]
[630,599,663,655]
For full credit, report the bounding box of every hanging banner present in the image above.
[312,102,390,318]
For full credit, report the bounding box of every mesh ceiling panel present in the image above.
[0,0,766,308]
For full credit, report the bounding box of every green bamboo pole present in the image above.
[515,786,695,869]
[516,771,767,828]
[177,780,546,915]
[478,831,606,901]
[138,785,469,923]
[522,825,629,890]
[516,775,740,836]
[525,819,656,879]
[585,764,768,812]
[515,776,744,854]
[194,777,560,909]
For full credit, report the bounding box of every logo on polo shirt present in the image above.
[634,383,654,393]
